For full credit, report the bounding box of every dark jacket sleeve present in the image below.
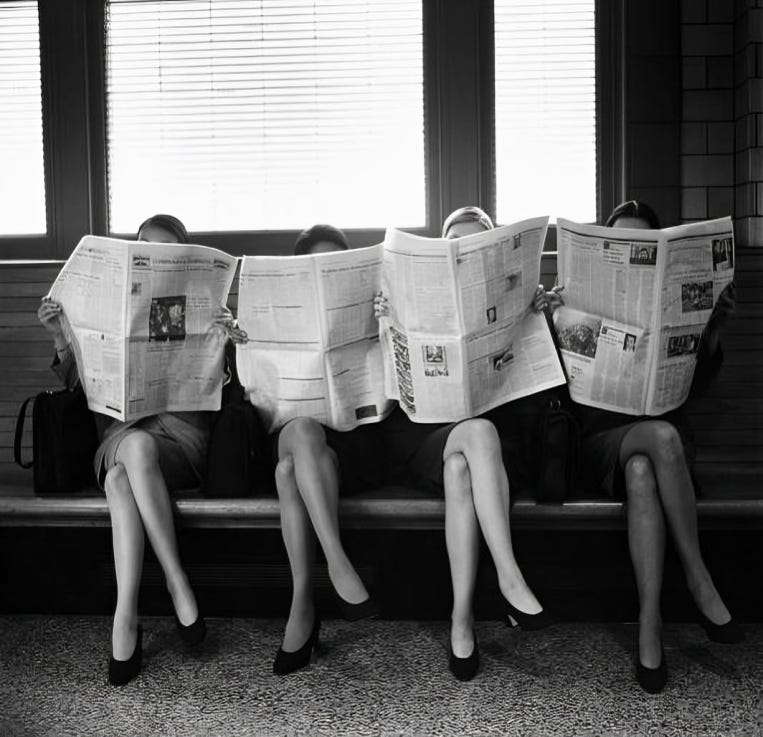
[50,344,82,392]
[689,340,723,399]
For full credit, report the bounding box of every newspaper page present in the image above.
[49,235,237,421]
[555,217,734,415]
[236,245,394,432]
[379,217,566,422]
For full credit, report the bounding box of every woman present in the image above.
[271,224,381,676]
[375,206,552,682]
[547,200,741,693]
[38,214,233,686]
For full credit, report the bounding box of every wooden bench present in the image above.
[1,252,762,531]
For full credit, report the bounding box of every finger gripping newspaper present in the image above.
[49,235,237,421]
[555,217,735,415]
[379,217,567,422]
[236,245,394,432]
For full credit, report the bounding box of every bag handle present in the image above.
[14,395,35,469]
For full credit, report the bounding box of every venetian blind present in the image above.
[0,1,46,235]
[494,0,596,224]
[105,0,425,233]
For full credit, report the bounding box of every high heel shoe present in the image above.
[108,626,143,686]
[333,592,380,622]
[174,613,207,646]
[273,616,321,675]
[636,647,668,694]
[504,600,555,631]
[697,611,744,644]
[449,631,479,682]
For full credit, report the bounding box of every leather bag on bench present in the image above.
[14,387,99,494]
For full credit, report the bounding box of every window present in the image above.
[0,1,46,235]
[493,0,597,224]
[105,0,425,234]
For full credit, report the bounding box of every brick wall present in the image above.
[680,0,735,223]
[734,1,763,246]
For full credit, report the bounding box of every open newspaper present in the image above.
[555,217,735,415]
[236,245,394,432]
[49,235,237,422]
[379,218,567,422]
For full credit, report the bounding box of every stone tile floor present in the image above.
[0,616,760,736]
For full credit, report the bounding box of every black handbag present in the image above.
[535,393,580,503]
[203,342,273,497]
[14,387,100,494]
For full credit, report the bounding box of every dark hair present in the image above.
[442,206,494,238]
[293,224,351,256]
[137,214,191,244]
[605,201,661,229]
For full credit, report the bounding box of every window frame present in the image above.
[0,0,624,259]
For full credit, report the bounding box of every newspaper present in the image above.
[236,245,394,432]
[555,217,735,415]
[49,235,237,421]
[379,218,567,422]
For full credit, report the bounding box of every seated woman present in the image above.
[38,214,232,686]
[544,200,741,694]
[374,206,552,682]
[272,224,382,676]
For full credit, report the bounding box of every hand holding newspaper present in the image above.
[49,235,237,421]
[554,217,735,415]
[378,217,567,422]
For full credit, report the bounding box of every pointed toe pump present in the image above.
[108,626,143,687]
[273,616,321,676]
[449,632,480,682]
[175,613,207,646]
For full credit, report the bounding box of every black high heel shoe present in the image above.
[333,592,380,622]
[697,611,744,644]
[273,616,321,675]
[636,647,668,694]
[504,600,555,631]
[449,631,479,682]
[175,613,207,646]
[108,626,143,686]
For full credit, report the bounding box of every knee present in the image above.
[650,422,685,465]
[104,462,131,503]
[455,418,500,456]
[443,452,472,504]
[624,454,655,499]
[116,430,159,470]
[275,454,296,494]
[281,417,326,455]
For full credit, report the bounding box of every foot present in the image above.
[688,576,731,626]
[112,613,139,661]
[499,578,543,616]
[167,575,199,627]
[327,564,369,606]
[282,602,316,652]
[638,616,662,670]
[450,618,475,659]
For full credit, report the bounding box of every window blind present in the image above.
[105,0,425,233]
[494,0,596,224]
[0,1,46,236]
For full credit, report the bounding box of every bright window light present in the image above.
[0,1,46,236]
[494,0,597,224]
[105,0,425,233]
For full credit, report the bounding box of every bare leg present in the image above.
[105,463,145,660]
[278,418,367,604]
[276,453,318,651]
[620,421,730,624]
[623,454,665,668]
[443,452,478,657]
[443,419,541,614]
[114,430,198,625]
